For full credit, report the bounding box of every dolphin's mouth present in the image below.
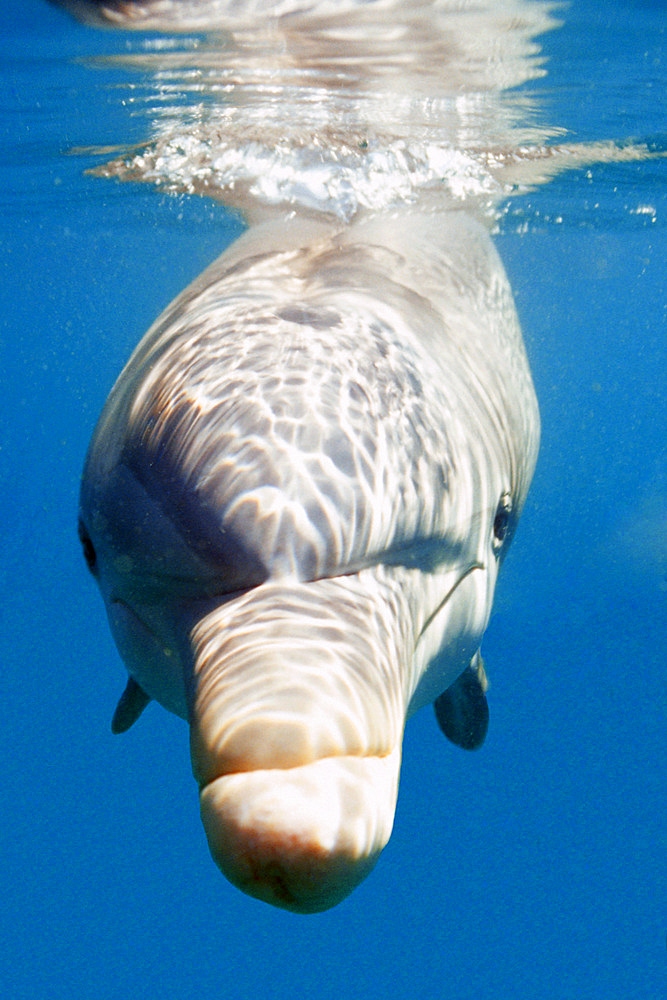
[182,573,412,911]
[198,748,402,913]
[418,560,485,637]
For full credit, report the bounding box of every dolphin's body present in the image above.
[79,207,539,910]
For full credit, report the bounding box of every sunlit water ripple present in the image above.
[60,0,660,228]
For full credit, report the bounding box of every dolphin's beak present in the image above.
[199,750,401,912]
[185,577,408,912]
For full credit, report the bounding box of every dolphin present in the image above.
[78,206,539,911]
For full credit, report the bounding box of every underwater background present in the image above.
[1,0,665,997]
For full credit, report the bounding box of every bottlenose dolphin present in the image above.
[58,0,656,913]
[78,207,540,910]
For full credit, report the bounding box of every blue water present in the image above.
[1,1,665,997]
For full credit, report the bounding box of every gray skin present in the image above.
[79,207,539,911]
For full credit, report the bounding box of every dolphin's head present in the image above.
[78,216,539,911]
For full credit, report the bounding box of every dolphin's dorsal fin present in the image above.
[111,676,151,734]
[434,652,489,750]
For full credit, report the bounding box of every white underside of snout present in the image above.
[199,747,401,913]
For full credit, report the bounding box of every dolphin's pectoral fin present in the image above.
[111,676,151,734]
[434,652,489,750]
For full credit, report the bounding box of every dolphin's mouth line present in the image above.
[110,597,159,637]
[110,559,485,671]
[417,561,485,638]
[105,527,486,610]
[197,746,401,791]
[107,547,459,632]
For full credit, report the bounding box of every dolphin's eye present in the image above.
[492,493,513,552]
[78,519,98,575]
